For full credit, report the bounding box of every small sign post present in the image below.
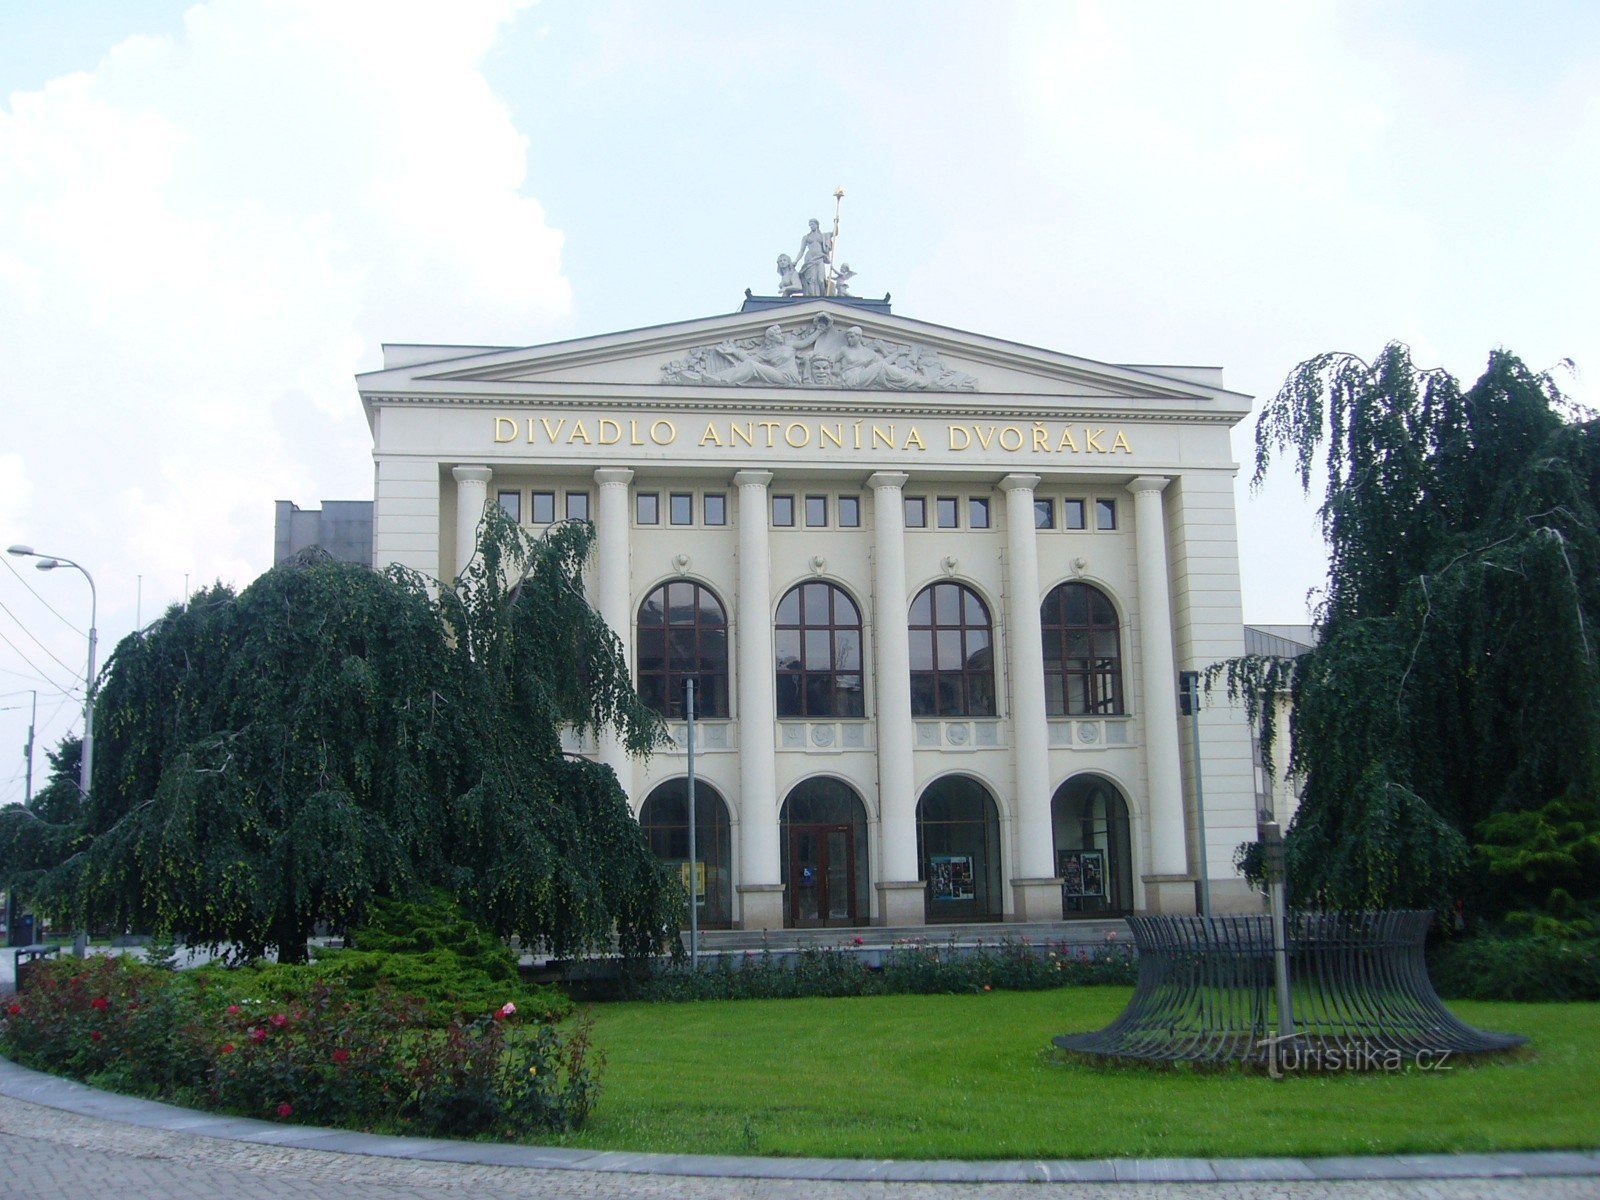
[685,678,699,969]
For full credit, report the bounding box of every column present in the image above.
[1129,475,1193,913]
[1000,474,1059,920]
[733,470,784,930]
[451,465,493,580]
[593,468,634,788]
[867,471,924,925]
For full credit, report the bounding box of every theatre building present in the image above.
[357,290,1261,930]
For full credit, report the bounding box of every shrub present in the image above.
[1429,932,1600,1002]
[626,936,1136,1002]
[1,953,603,1136]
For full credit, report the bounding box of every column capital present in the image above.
[733,469,773,489]
[866,471,909,491]
[998,473,1042,494]
[594,467,634,487]
[1127,475,1171,496]
[452,464,493,485]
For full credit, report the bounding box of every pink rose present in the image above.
[91,997,109,1011]
[276,1102,293,1119]
[331,1048,350,1064]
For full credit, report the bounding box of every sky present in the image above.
[1,0,1597,803]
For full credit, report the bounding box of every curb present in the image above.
[2,1056,1598,1184]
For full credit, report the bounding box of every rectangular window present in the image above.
[669,492,694,525]
[838,495,861,528]
[1096,498,1118,530]
[704,493,727,526]
[636,492,659,525]
[968,497,991,529]
[497,490,521,522]
[805,495,828,527]
[936,497,959,528]
[1034,498,1054,529]
[564,491,590,521]
[1063,498,1087,530]
[530,491,556,524]
[904,496,926,528]
[772,494,795,527]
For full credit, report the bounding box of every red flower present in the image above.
[982,985,992,992]
[852,936,864,945]
[250,1028,268,1042]
[331,1048,350,1064]
[91,997,109,1011]
[226,1004,240,1015]
[5,1004,19,1017]
[276,1102,293,1119]
[89,1030,103,1041]
[221,1043,235,1054]
[269,1013,288,1028]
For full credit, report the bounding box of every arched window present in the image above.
[917,776,1003,922]
[637,581,728,719]
[909,582,996,717]
[1051,775,1134,916]
[775,582,864,718]
[640,780,733,929]
[1041,582,1123,715]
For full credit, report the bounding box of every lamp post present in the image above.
[8,545,97,958]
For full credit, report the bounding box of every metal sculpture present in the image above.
[1054,910,1525,1069]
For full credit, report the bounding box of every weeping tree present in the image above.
[0,509,675,961]
[1217,344,1600,927]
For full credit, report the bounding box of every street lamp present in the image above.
[6,545,98,800]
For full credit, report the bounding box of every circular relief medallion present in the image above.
[810,725,835,747]
[946,723,970,746]
[1077,722,1100,744]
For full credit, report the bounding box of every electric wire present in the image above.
[1,555,85,636]
[0,597,83,680]
[0,629,75,694]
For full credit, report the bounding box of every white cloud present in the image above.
[0,0,569,775]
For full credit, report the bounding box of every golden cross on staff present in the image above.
[828,187,844,296]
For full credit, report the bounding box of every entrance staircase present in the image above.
[683,917,1131,960]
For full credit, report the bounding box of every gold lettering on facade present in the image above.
[494,417,517,443]
[853,421,863,449]
[599,419,622,445]
[1057,427,1080,453]
[871,424,896,450]
[999,425,1024,451]
[903,426,927,451]
[1032,424,1051,452]
[784,422,810,448]
[730,422,756,448]
[629,420,645,446]
[650,420,676,445]
[758,421,780,448]
[974,426,995,450]
[819,424,844,449]
[699,422,723,447]
[568,421,593,445]
[1084,427,1106,453]
[541,418,567,443]
[1111,430,1133,454]
[949,425,971,451]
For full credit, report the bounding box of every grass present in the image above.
[549,988,1600,1160]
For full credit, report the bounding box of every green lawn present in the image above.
[552,988,1600,1160]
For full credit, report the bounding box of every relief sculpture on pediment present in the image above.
[660,314,979,392]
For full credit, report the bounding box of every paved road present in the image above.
[2,1093,1597,1200]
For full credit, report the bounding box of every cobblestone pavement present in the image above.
[0,1095,1596,1200]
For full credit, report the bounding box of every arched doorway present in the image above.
[916,776,1003,922]
[780,778,870,928]
[640,779,734,929]
[1051,775,1134,916]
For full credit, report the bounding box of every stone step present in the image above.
[681,918,1130,955]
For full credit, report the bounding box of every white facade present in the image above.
[358,298,1260,930]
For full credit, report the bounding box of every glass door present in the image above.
[789,823,857,927]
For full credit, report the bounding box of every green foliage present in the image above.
[310,893,572,1025]
[625,938,1136,1002]
[0,510,676,963]
[1230,344,1600,918]
[0,954,603,1135]
[1429,933,1600,1002]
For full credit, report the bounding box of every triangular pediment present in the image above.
[357,301,1250,413]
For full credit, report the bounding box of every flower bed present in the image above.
[1,955,601,1137]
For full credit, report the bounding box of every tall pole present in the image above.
[1180,672,1212,918]
[827,187,844,295]
[1261,820,1294,1042]
[24,689,36,804]
[685,678,699,968]
[6,546,97,959]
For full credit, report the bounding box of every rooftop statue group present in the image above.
[660,314,979,392]
[777,217,855,297]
